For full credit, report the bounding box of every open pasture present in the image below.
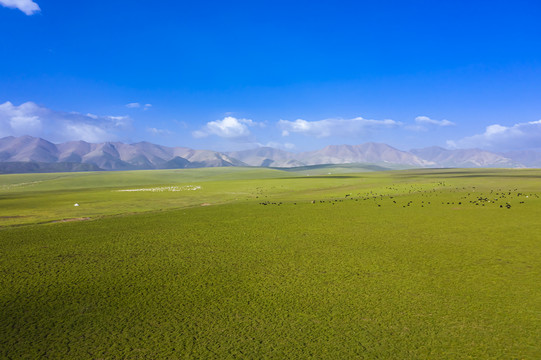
[1,167,541,358]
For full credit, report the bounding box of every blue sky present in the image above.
[1,0,541,152]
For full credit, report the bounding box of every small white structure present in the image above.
[74,203,79,207]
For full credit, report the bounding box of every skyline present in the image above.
[1,0,541,152]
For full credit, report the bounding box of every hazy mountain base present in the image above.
[0,161,411,175]
[0,161,101,174]
[272,162,415,175]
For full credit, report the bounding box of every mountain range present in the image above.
[0,135,539,174]
[228,144,531,168]
[0,136,244,172]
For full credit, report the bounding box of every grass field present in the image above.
[1,167,541,358]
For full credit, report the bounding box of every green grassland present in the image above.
[1,167,541,358]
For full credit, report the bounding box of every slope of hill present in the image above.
[0,135,59,163]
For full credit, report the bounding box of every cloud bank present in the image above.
[0,101,131,143]
[447,120,541,151]
[0,0,40,15]
[278,116,400,138]
[193,116,260,140]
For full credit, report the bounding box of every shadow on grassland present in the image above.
[397,172,541,179]
[448,174,541,178]
[277,175,359,179]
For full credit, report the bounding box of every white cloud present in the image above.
[106,115,130,127]
[447,120,541,151]
[126,102,152,110]
[193,116,259,140]
[261,141,296,150]
[415,116,454,127]
[191,130,208,139]
[146,127,172,136]
[0,101,131,143]
[0,0,40,15]
[64,123,111,144]
[278,116,400,138]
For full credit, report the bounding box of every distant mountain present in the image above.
[229,143,434,168]
[298,143,433,167]
[0,135,59,163]
[56,140,92,163]
[501,150,541,168]
[410,146,520,168]
[0,136,245,172]
[160,156,191,169]
[227,147,305,167]
[173,147,245,167]
[1,135,539,174]
[233,143,537,169]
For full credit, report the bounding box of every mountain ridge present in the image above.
[0,136,246,171]
[1,135,540,173]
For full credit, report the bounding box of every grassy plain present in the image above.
[1,167,541,358]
